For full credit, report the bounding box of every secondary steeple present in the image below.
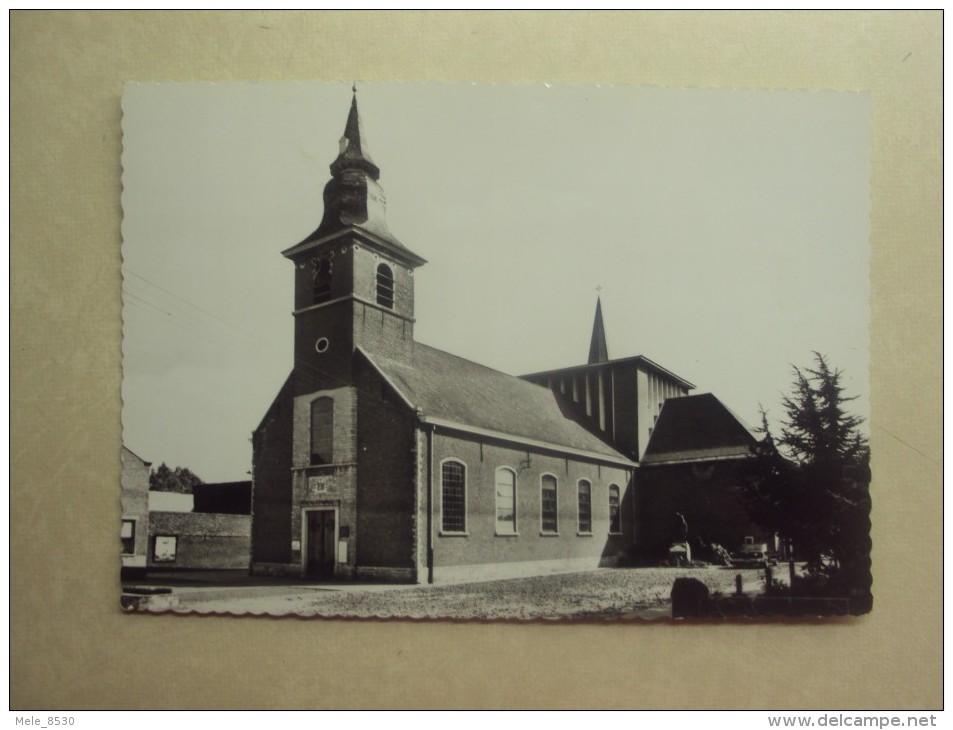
[588,295,609,364]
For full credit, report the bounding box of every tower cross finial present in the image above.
[352,81,357,94]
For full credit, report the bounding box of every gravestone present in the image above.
[671,576,710,618]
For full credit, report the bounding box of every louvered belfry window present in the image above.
[313,256,332,303]
[376,263,394,309]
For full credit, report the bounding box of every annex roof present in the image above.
[358,344,633,466]
[641,393,756,465]
[521,354,695,391]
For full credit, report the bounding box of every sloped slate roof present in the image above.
[121,445,152,467]
[642,393,756,464]
[360,344,630,462]
[287,224,425,268]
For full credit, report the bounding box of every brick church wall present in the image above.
[250,376,294,570]
[354,360,417,578]
[293,300,356,396]
[428,431,633,581]
[352,301,414,361]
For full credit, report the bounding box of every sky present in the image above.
[121,83,871,482]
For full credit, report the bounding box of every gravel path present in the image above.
[150,567,766,620]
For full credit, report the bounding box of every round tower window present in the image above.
[315,337,330,353]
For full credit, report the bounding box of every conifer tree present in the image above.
[743,353,871,609]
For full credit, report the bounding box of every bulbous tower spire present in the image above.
[330,86,380,180]
[304,87,398,246]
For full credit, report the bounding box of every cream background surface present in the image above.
[10,11,941,709]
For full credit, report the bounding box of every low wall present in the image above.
[148,512,251,569]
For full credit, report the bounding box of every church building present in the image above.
[249,91,761,583]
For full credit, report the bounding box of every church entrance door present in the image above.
[305,509,336,580]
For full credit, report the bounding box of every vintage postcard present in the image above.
[120,83,871,619]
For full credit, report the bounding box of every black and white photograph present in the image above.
[120,82,872,620]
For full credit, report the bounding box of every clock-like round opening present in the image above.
[315,337,330,353]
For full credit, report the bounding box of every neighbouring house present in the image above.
[249,90,763,584]
[120,446,151,578]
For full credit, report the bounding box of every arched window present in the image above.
[608,484,622,534]
[441,460,466,533]
[376,263,394,309]
[313,256,332,304]
[540,475,558,534]
[495,467,517,534]
[577,480,592,534]
[310,397,333,464]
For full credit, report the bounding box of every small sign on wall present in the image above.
[337,540,348,563]
[307,475,334,498]
[291,540,301,551]
[153,535,177,562]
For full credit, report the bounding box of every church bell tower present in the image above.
[280,88,427,397]
[253,89,427,579]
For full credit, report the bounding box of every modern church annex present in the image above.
[249,91,761,583]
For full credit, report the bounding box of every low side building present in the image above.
[635,393,769,560]
[148,511,251,570]
[146,482,253,570]
[193,481,252,515]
